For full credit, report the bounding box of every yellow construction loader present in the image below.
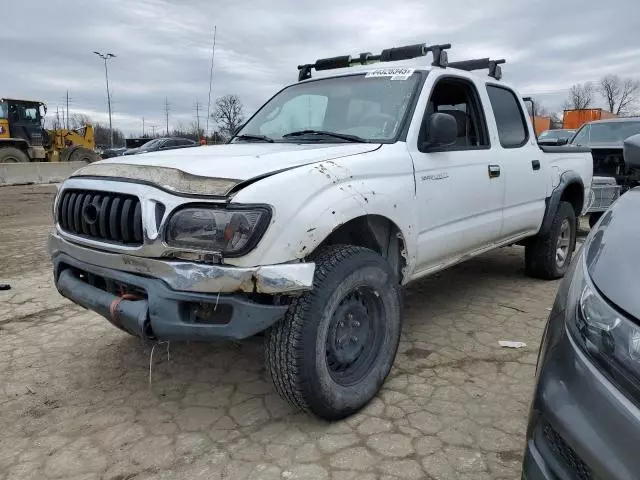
[0,98,100,163]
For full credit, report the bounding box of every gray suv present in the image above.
[523,134,640,479]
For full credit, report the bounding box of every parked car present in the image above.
[100,147,127,159]
[523,134,640,480]
[123,137,196,155]
[570,117,640,226]
[48,43,592,420]
[537,129,575,146]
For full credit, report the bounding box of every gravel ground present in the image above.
[0,184,582,480]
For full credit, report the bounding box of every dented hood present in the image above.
[72,143,379,196]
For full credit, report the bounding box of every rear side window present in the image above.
[486,85,529,148]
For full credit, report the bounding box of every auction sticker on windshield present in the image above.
[365,68,415,80]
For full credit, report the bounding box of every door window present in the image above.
[419,77,490,151]
[486,85,529,148]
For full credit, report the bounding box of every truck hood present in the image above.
[72,143,380,196]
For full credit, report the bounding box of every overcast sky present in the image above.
[3,0,639,136]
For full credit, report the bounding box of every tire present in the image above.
[525,201,576,279]
[588,212,603,229]
[0,146,29,163]
[265,245,402,420]
[63,146,100,163]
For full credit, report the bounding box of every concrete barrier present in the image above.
[0,161,88,187]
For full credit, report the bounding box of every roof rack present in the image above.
[447,58,506,80]
[297,43,452,81]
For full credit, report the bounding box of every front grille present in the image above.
[57,189,143,245]
[542,422,593,480]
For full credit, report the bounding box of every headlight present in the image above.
[165,206,270,256]
[567,252,640,396]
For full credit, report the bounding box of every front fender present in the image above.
[227,147,417,271]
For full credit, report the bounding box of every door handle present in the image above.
[488,164,500,178]
[532,160,541,171]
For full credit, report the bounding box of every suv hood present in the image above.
[586,188,640,320]
[72,143,379,196]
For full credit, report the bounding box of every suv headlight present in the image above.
[567,251,640,396]
[165,206,271,256]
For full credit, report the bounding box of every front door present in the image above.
[408,75,505,274]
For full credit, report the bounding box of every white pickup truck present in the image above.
[49,43,592,420]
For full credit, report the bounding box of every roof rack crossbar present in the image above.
[447,58,506,80]
[297,43,452,81]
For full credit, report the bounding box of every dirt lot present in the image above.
[1,184,575,479]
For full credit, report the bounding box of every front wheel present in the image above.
[265,245,402,420]
[525,201,576,279]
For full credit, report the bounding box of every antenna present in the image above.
[205,26,217,140]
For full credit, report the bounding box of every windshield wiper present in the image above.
[234,134,274,143]
[282,130,366,143]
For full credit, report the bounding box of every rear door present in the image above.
[486,85,547,240]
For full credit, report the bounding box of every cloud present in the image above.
[3,0,639,138]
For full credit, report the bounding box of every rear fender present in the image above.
[539,171,584,236]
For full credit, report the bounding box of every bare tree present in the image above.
[68,113,93,130]
[599,75,640,115]
[526,97,550,117]
[563,82,594,110]
[213,94,245,138]
[94,123,125,147]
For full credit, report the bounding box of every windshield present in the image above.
[0,102,7,119]
[587,121,640,145]
[539,130,573,140]
[235,72,422,143]
[139,139,163,149]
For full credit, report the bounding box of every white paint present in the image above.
[54,65,594,285]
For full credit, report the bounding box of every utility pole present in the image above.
[142,117,145,137]
[150,125,157,136]
[164,98,170,136]
[206,25,217,140]
[66,90,70,129]
[194,101,201,138]
[93,51,116,148]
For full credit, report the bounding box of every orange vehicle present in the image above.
[562,108,616,130]
[532,116,551,136]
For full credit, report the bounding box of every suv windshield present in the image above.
[573,121,640,146]
[235,72,422,143]
[140,139,163,149]
[539,130,573,140]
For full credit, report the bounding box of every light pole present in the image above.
[93,51,116,148]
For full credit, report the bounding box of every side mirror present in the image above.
[556,138,568,146]
[421,113,457,150]
[624,134,640,168]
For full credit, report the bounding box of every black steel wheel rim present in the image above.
[325,286,385,386]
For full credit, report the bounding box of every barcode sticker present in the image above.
[365,68,415,80]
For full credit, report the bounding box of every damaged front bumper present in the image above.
[48,232,315,294]
[48,232,315,341]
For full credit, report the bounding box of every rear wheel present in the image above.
[525,201,576,279]
[265,245,402,420]
[62,146,100,163]
[0,146,29,163]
